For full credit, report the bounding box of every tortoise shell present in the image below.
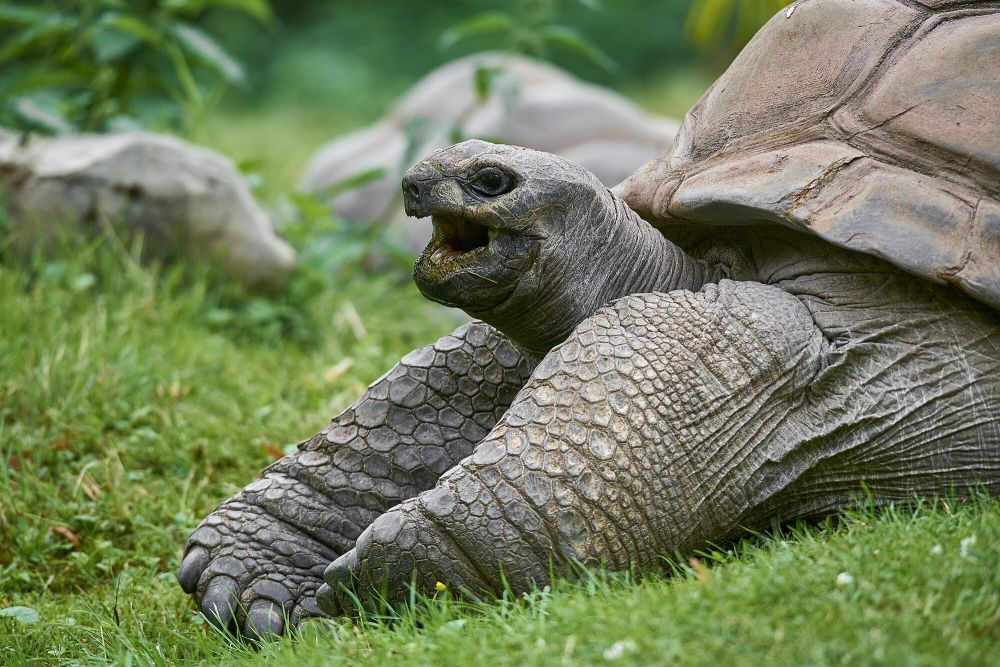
[617,0,1000,309]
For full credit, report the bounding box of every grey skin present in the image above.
[178,140,1000,637]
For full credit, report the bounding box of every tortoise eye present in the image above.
[467,167,514,197]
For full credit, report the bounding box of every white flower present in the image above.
[930,544,943,556]
[603,639,638,661]
[960,535,977,558]
[836,572,854,586]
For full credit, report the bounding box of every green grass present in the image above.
[1,237,999,666]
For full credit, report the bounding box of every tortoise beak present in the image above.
[402,164,445,218]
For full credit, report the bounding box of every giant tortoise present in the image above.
[177,0,1000,638]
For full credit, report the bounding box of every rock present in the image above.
[0,130,295,289]
[299,53,678,252]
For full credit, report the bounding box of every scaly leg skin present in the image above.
[317,278,1000,612]
[177,321,534,638]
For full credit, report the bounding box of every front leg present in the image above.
[177,321,534,638]
[317,283,831,608]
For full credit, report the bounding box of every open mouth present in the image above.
[426,214,491,266]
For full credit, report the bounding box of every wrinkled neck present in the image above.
[476,194,721,357]
[597,196,720,311]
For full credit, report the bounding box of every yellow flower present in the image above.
[435,581,447,592]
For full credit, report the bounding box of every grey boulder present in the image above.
[0,130,295,289]
[299,52,678,251]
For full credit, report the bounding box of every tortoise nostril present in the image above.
[403,179,420,201]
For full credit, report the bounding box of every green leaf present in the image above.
[165,39,203,107]
[0,5,51,26]
[540,25,619,74]
[172,23,245,85]
[91,12,165,63]
[438,13,513,51]
[0,606,39,624]
[163,0,273,22]
[2,69,84,97]
[99,12,163,45]
[91,28,140,63]
[319,167,387,199]
[13,96,73,135]
[287,192,338,227]
[0,15,77,65]
[684,0,784,47]
[735,0,785,43]
[473,65,505,102]
[206,0,273,23]
[685,0,734,46]
[92,11,164,63]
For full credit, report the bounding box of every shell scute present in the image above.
[619,0,1000,310]
[841,13,1000,180]
[673,0,919,168]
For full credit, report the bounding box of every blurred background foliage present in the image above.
[0,0,788,343]
[0,0,787,189]
[0,0,271,133]
[197,0,786,190]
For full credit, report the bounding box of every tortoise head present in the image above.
[403,140,610,319]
